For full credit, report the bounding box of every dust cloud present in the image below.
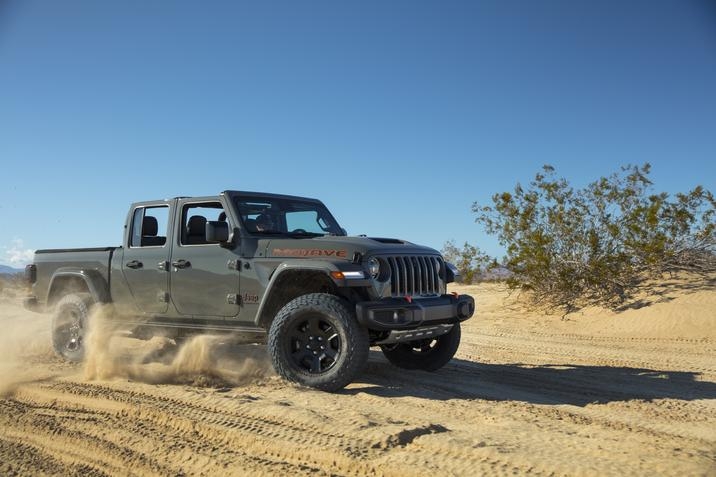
[83,306,275,387]
[0,286,60,397]
[0,284,274,396]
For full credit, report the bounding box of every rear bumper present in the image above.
[356,293,474,331]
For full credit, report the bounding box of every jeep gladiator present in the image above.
[24,191,475,391]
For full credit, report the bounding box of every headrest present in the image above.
[187,215,207,235]
[142,216,158,236]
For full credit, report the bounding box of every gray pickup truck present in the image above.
[25,191,475,391]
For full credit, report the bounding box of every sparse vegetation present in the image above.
[472,164,716,311]
[440,240,497,284]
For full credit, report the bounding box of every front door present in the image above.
[169,199,241,318]
[121,204,172,314]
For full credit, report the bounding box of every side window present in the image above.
[181,202,227,246]
[130,206,169,247]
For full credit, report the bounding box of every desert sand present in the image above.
[1,280,714,476]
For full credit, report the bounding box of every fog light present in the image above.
[457,302,474,319]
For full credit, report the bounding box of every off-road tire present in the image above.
[380,323,461,371]
[268,293,369,392]
[52,293,93,362]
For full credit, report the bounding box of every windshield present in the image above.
[232,195,345,237]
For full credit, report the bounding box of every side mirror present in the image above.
[206,221,230,244]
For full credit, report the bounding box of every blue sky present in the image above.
[1,1,715,267]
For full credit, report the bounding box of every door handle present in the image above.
[171,259,191,269]
[126,260,143,269]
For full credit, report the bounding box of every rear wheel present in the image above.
[268,293,369,392]
[380,324,461,371]
[52,293,93,362]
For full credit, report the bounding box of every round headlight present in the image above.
[366,257,380,279]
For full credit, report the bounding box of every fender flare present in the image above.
[47,268,110,306]
[255,260,368,326]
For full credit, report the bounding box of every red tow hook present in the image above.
[451,291,460,299]
[404,296,413,304]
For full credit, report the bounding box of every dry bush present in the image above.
[441,240,493,284]
[472,164,715,311]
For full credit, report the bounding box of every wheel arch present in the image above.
[47,269,110,308]
[256,265,341,329]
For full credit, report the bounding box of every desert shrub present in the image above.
[472,164,715,311]
[441,240,496,284]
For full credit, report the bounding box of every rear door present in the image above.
[121,202,172,314]
[169,197,241,318]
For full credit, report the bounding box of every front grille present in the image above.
[385,255,443,297]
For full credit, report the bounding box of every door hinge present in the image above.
[227,293,241,305]
[158,291,169,303]
[227,260,241,271]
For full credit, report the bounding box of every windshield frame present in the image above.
[229,192,345,237]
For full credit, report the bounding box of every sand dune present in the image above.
[1,280,714,476]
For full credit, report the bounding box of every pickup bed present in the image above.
[25,190,475,391]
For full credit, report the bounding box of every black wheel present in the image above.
[268,293,369,392]
[380,324,461,371]
[52,293,93,362]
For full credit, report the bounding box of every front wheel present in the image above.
[268,293,369,392]
[52,293,93,362]
[380,324,461,371]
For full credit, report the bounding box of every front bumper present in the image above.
[356,293,474,331]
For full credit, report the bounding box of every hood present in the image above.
[263,235,440,260]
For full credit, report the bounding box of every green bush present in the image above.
[441,240,497,284]
[472,164,715,311]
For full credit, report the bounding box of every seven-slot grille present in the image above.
[385,255,443,297]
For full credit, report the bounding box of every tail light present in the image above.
[25,264,37,285]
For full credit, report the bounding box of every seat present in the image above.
[141,216,166,246]
[185,215,207,245]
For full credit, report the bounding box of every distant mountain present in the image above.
[479,265,513,281]
[0,264,23,275]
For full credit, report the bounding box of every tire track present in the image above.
[2,389,335,476]
[460,330,716,375]
[10,380,482,476]
[0,435,109,477]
